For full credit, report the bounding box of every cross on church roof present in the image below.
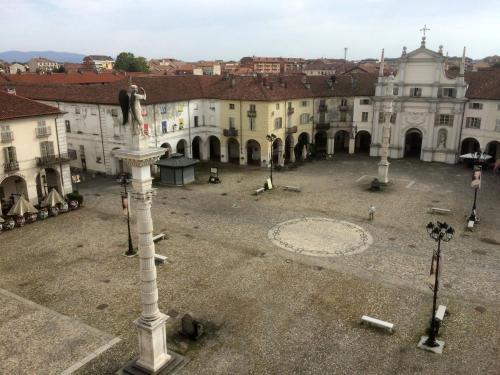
[419,24,430,48]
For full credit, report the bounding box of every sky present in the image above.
[2,0,500,61]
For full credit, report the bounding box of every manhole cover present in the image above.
[268,217,372,257]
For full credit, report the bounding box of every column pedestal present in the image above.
[348,138,355,154]
[327,137,334,158]
[378,160,390,184]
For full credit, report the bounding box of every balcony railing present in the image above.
[223,128,238,137]
[286,126,298,134]
[247,110,257,118]
[36,151,77,167]
[318,104,328,113]
[4,161,19,172]
[316,123,331,131]
[287,107,295,116]
[1,131,14,143]
[36,126,52,138]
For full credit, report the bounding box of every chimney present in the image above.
[6,87,16,95]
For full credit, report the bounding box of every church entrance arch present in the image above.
[404,128,423,158]
[176,139,187,156]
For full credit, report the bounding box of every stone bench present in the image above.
[153,233,166,242]
[435,305,447,322]
[284,185,301,192]
[360,315,394,333]
[255,187,265,195]
[430,207,451,214]
[154,254,168,264]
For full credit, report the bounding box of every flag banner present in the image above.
[471,166,482,189]
[121,193,129,217]
[427,250,442,292]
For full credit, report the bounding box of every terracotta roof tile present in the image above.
[0,91,61,121]
[465,69,500,100]
[2,72,127,85]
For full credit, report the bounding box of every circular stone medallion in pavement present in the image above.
[268,217,373,257]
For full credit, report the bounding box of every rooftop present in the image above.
[0,91,61,121]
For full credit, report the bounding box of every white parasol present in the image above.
[302,144,308,160]
[459,152,492,161]
[42,188,66,207]
[7,195,38,216]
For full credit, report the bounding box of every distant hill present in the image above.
[0,50,87,63]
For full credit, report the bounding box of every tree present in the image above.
[115,52,150,73]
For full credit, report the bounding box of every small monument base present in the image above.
[377,161,390,185]
[117,350,187,375]
[417,336,445,354]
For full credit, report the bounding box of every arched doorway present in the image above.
[314,131,327,158]
[295,132,309,161]
[285,135,294,163]
[355,131,371,153]
[192,137,202,159]
[334,130,350,153]
[227,138,240,164]
[36,168,61,201]
[460,138,480,155]
[404,128,423,158]
[209,136,221,161]
[247,140,261,166]
[176,139,187,156]
[485,140,500,161]
[272,138,283,166]
[160,142,172,158]
[0,175,28,214]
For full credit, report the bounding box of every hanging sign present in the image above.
[471,165,482,189]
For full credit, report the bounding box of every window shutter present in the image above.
[437,88,442,98]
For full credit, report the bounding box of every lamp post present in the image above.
[120,173,135,257]
[469,161,482,224]
[266,133,277,185]
[422,221,454,349]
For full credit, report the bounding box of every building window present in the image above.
[393,87,399,96]
[274,117,283,129]
[96,156,102,164]
[300,113,310,124]
[75,106,80,114]
[161,121,167,134]
[249,117,256,131]
[40,141,54,157]
[111,108,118,117]
[468,102,483,110]
[229,103,235,110]
[177,104,184,112]
[65,120,71,133]
[360,99,370,105]
[194,116,199,127]
[91,108,97,116]
[250,104,256,112]
[340,98,348,106]
[160,105,167,114]
[465,117,481,128]
[378,112,385,123]
[436,114,454,126]
[229,117,236,129]
[390,113,397,124]
[440,88,456,98]
[361,112,368,122]
[4,146,17,163]
[192,103,198,110]
[410,88,422,97]
[301,101,308,107]
[495,119,500,132]
[276,103,280,110]
[497,104,500,111]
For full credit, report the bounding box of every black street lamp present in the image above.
[120,173,135,256]
[424,221,454,347]
[469,163,482,224]
[266,133,277,185]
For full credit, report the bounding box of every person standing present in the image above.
[368,205,376,221]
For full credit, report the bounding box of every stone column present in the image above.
[378,124,390,184]
[348,137,355,154]
[289,144,296,163]
[327,137,334,158]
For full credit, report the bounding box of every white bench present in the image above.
[361,315,394,333]
[153,233,166,242]
[284,186,301,192]
[435,305,447,322]
[154,254,168,264]
[255,187,265,195]
[430,207,451,214]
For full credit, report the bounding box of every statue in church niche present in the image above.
[437,128,447,149]
[119,85,147,136]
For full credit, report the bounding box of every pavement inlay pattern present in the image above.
[268,217,373,257]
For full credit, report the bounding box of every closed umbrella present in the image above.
[7,195,38,216]
[42,188,65,207]
[302,144,308,160]
[0,216,4,223]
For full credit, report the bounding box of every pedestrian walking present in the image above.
[368,205,376,221]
